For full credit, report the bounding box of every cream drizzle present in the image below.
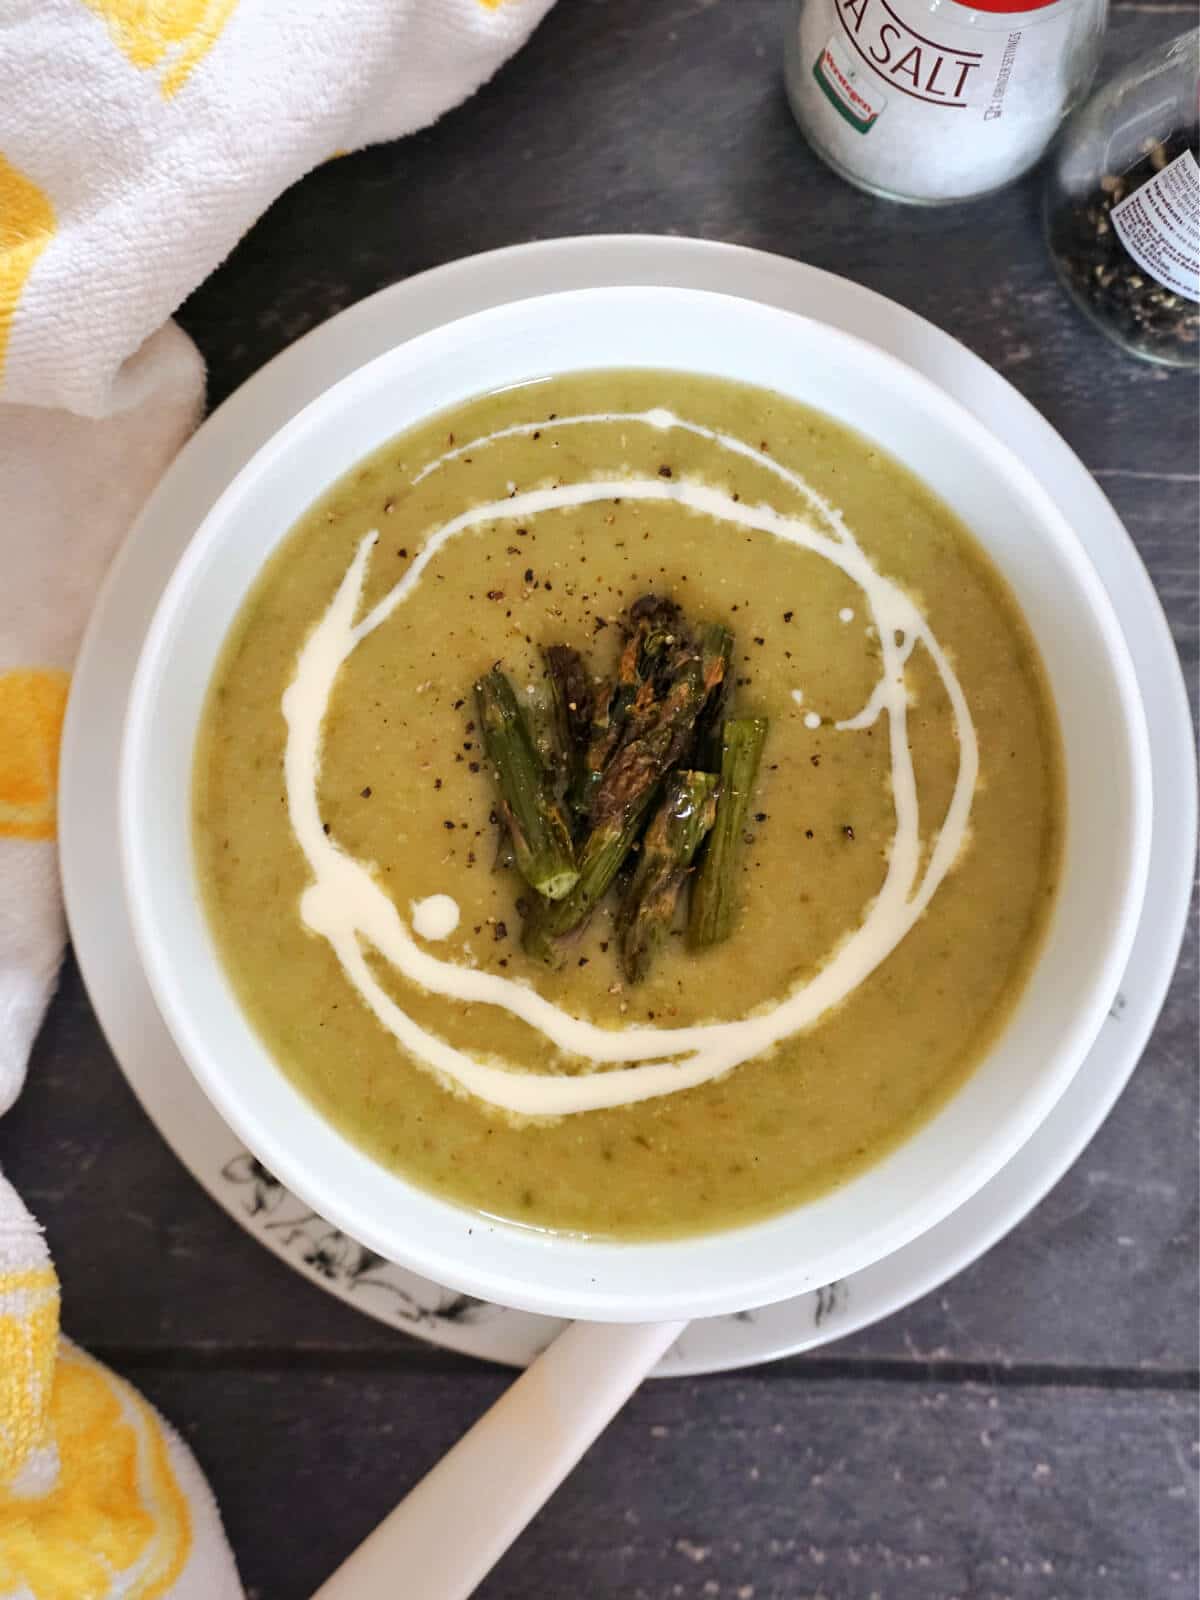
[279,410,978,1116]
[411,894,460,941]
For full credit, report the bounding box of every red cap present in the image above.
[947,0,1063,12]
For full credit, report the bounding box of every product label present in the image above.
[793,0,1085,201]
[1111,150,1200,304]
[832,0,983,108]
[813,33,888,131]
[822,0,1076,115]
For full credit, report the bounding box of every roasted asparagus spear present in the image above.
[579,596,685,816]
[618,770,719,983]
[474,668,579,901]
[542,644,593,822]
[691,622,734,773]
[688,716,769,947]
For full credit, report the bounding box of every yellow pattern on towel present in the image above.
[0,157,55,379]
[0,1167,220,1595]
[0,669,70,842]
[0,1266,59,1485]
[0,1344,193,1599]
[82,0,241,99]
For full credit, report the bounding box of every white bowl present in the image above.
[121,287,1152,1323]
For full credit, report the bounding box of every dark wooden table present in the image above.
[5,3,1197,1596]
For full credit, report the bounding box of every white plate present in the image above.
[60,236,1195,1373]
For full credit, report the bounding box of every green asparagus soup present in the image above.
[194,370,1063,1239]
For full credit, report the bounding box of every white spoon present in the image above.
[310,1318,686,1600]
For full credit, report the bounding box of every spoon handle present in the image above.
[310,1318,686,1600]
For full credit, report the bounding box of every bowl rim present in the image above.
[119,284,1153,1322]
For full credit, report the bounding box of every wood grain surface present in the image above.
[2,2,1196,1596]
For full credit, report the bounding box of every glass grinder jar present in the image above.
[1044,28,1199,367]
[785,0,1108,205]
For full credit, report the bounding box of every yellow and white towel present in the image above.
[0,1177,242,1597]
[0,2,555,1591]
